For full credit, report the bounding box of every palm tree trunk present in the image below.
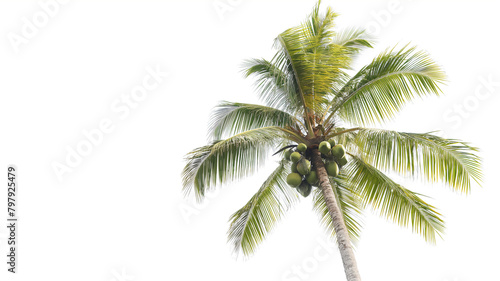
[311,149,362,281]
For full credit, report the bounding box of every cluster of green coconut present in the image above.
[284,139,347,197]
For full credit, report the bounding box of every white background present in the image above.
[1,1,499,281]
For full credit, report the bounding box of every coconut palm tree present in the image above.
[181,2,481,280]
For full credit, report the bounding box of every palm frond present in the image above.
[182,127,289,201]
[333,27,373,55]
[312,175,363,243]
[228,160,299,256]
[328,45,446,126]
[244,58,301,114]
[208,101,301,140]
[345,155,445,242]
[355,129,482,192]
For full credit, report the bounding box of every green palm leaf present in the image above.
[345,155,445,242]
[333,27,373,54]
[244,58,301,114]
[354,129,482,192]
[182,127,289,201]
[312,175,363,243]
[328,45,446,126]
[228,160,299,256]
[208,101,302,140]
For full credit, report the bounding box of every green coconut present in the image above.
[337,156,348,166]
[291,163,298,173]
[297,181,312,197]
[290,152,302,163]
[297,143,307,153]
[331,144,345,159]
[284,149,293,161]
[328,139,336,148]
[297,159,311,175]
[318,141,331,156]
[326,161,339,177]
[286,173,302,187]
[306,170,318,185]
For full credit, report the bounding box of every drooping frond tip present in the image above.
[345,155,445,242]
[354,129,482,193]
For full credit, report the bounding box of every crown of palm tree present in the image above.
[182,1,482,259]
